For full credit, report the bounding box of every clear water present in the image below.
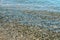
[1,0,60,12]
[1,0,60,32]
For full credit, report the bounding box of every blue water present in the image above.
[1,0,60,5]
[1,0,60,32]
[1,0,60,6]
[1,0,60,12]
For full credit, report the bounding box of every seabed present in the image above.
[0,5,60,40]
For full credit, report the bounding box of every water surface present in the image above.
[0,0,60,32]
[1,0,60,12]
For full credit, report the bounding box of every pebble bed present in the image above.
[0,6,60,40]
[0,6,60,32]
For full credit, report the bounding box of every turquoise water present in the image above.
[1,0,60,12]
[1,0,60,32]
[2,0,60,5]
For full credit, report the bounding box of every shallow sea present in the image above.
[0,0,60,32]
[1,0,60,12]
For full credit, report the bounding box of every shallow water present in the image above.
[0,0,60,32]
[0,6,60,32]
[1,0,60,12]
